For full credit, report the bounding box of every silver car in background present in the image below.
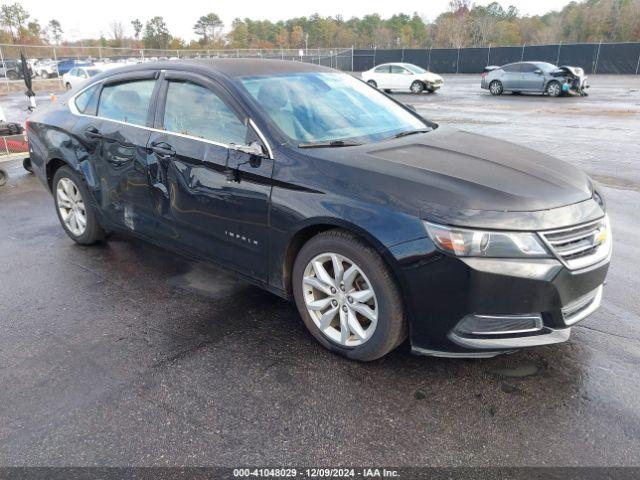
[481,61,589,97]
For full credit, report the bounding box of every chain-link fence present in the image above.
[0,134,28,158]
[0,42,638,93]
[0,44,354,93]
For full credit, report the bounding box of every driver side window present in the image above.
[163,81,250,146]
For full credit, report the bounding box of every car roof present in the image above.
[94,58,336,80]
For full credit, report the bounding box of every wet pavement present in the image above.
[0,75,639,467]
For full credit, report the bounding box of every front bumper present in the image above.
[389,237,610,358]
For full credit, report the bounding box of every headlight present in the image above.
[424,221,550,258]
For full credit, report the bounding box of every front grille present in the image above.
[539,216,611,270]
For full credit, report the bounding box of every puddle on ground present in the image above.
[489,364,539,378]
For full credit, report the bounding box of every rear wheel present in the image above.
[292,229,407,361]
[65,82,72,91]
[366,79,377,88]
[546,81,562,97]
[410,80,424,94]
[0,168,7,186]
[489,80,503,95]
[53,166,105,245]
[40,71,49,79]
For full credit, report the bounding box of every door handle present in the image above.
[84,126,103,140]
[149,141,176,159]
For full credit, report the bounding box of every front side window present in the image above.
[240,72,427,145]
[74,83,100,115]
[520,63,538,73]
[98,79,155,126]
[502,64,521,72]
[390,65,408,74]
[163,81,249,145]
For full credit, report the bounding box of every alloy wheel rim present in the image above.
[549,84,560,96]
[491,82,501,94]
[302,252,378,347]
[411,82,421,93]
[56,177,87,237]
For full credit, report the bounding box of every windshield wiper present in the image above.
[393,128,432,139]
[298,139,363,148]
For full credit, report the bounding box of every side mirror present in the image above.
[534,69,543,75]
[405,103,417,112]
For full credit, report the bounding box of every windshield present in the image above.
[239,72,427,145]
[535,62,557,72]
[404,64,427,74]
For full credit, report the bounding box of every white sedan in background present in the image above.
[62,66,103,91]
[361,63,444,94]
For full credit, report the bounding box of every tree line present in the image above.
[1,0,639,51]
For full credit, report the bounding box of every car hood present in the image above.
[309,127,595,227]
[420,72,443,82]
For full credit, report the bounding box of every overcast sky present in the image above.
[18,0,575,41]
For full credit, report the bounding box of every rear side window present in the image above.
[374,65,390,73]
[502,64,521,72]
[98,79,155,126]
[520,63,538,73]
[74,83,100,115]
[162,81,249,145]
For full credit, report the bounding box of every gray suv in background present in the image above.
[481,61,589,97]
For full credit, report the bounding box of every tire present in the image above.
[65,82,72,91]
[7,71,18,80]
[0,168,7,186]
[546,81,562,97]
[383,89,392,94]
[410,80,424,94]
[40,71,49,79]
[366,79,377,88]
[52,165,105,245]
[292,229,407,361]
[23,158,33,173]
[489,80,503,95]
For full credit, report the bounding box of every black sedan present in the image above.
[26,59,611,361]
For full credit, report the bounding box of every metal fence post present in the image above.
[636,48,640,75]
[373,46,376,67]
[556,42,562,65]
[594,40,602,74]
[3,137,9,157]
[401,48,405,63]
[98,46,102,60]
[0,45,10,93]
[53,47,62,89]
[351,46,354,72]
[521,42,526,61]
[487,44,491,66]
[456,46,460,73]
[427,47,431,70]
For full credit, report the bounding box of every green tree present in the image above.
[47,19,63,44]
[1,3,30,43]
[131,19,143,39]
[143,16,172,50]
[194,13,223,45]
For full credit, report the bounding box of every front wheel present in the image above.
[23,158,33,173]
[53,166,105,245]
[40,71,49,79]
[489,80,503,95]
[546,81,562,97]
[410,81,424,94]
[65,82,72,91]
[366,79,377,88]
[292,230,407,361]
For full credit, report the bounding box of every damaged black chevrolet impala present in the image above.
[26,59,611,361]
